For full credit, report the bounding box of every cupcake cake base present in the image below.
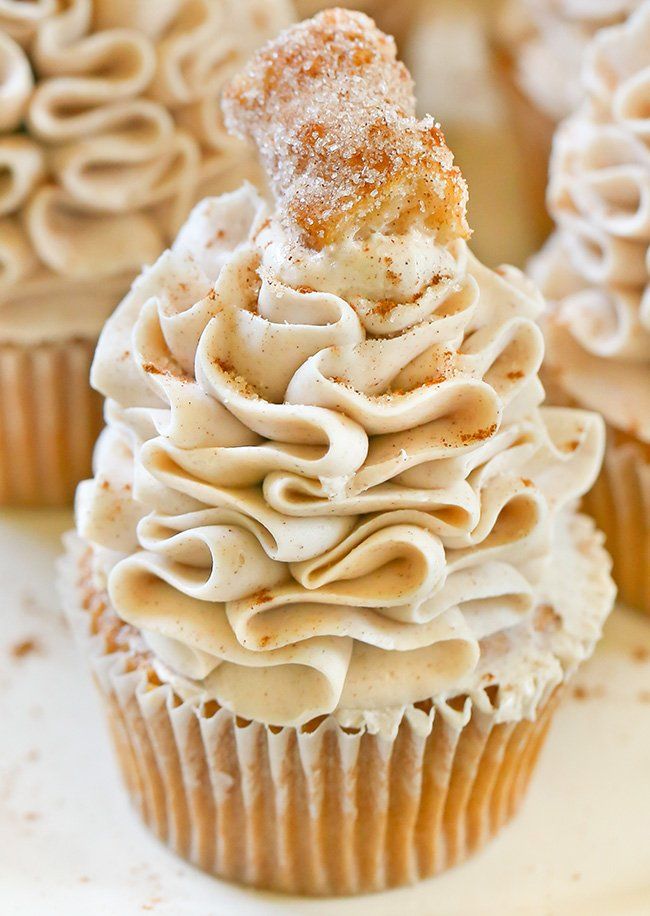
[60,511,610,896]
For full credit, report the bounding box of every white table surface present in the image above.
[2,508,649,916]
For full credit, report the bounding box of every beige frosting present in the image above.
[505,0,642,120]
[0,0,293,344]
[533,5,650,442]
[76,181,607,728]
[75,11,611,730]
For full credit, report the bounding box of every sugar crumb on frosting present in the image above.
[222,9,470,250]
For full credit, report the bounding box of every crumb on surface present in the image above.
[572,683,605,701]
[10,638,41,660]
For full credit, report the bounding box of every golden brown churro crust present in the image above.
[222,9,470,250]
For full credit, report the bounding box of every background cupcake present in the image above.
[0,0,292,507]
[533,3,650,613]
[61,12,614,895]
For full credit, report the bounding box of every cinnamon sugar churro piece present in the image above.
[222,9,470,250]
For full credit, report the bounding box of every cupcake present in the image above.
[0,0,292,506]
[60,11,614,895]
[533,4,650,613]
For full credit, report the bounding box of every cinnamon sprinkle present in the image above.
[11,638,40,660]
[460,423,498,444]
[371,299,400,317]
[142,361,194,384]
[249,589,273,607]
[390,373,446,396]
[572,684,605,701]
[213,359,260,399]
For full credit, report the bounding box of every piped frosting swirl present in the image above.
[77,11,609,729]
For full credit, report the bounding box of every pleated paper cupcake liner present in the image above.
[61,540,563,897]
[583,430,650,615]
[0,338,103,506]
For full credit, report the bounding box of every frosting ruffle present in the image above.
[0,0,293,343]
[533,5,650,442]
[77,182,605,727]
[505,0,642,120]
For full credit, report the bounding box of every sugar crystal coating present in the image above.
[222,9,470,249]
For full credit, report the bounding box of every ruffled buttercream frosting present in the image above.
[76,10,611,729]
[76,177,608,727]
[533,4,650,443]
[0,0,293,344]
[504,0,642,120]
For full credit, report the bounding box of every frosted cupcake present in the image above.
[534,5,650,613]
[61,11,614,895]
[0,0,292,506]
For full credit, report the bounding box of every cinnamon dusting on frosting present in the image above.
[222,10,470,250]
[142,361,193,384]
[460,423,498,444]
[249,588,274,607]
[213,358,261,399]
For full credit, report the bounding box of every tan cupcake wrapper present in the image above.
[583,430,650,615]
[61,541,564,896]
[0,338,103,506]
